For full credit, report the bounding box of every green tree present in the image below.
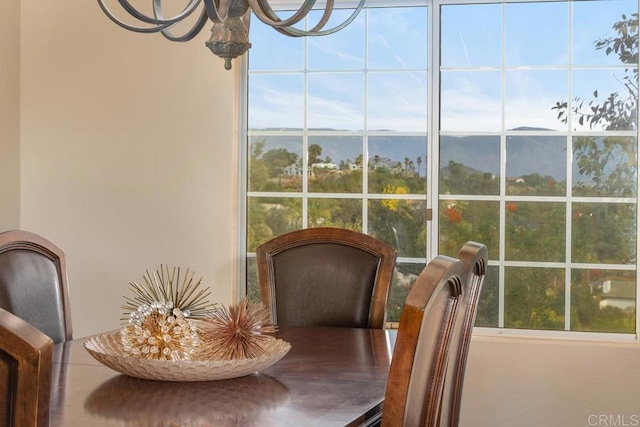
[440,160,499,195]
[308,144,322,165]
[251,140,265,158]
[249,140,269,191]
[550,13,638,334]
[554,13,637,130]
[262,148,299,178]
[504,267,565,330]
[553,13,638,196]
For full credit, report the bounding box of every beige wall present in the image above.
[19,1,238,337]
[0,0,20,231]
[461,335,640,427]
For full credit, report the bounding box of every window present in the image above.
[244,0,639,337]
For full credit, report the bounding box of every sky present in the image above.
[246,0,637,183]
[248,0,637,133]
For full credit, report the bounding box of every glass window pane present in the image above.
[249,15,304,71]
[308,198,362,229]
[505,2,569,66]
[571,269,636,333]
[368,136,427,194]
[572,203,636,265]
[308,73,364,130]
[571,69,638,131]
[475,265,499,328]
[441,3,502,67]
[248,136,303,192]
[505,202,566,262]
[387,262,425,323]
[368,199,426,258]
[368,71,428,132]
[246,257,260,302]
[368,8,428,69]
[572,136,637,197]
[441,70,502,131]
[573,0,638,66]
[248,74,304,129]
[308,136,362,193]
[246,1,640,336]
[247,197,302,251]
[439,200,500,260]
[504,267,565,330]
[307,9,365,71]
[440,135,500,196]
[506,136,567,196]
[505,70,568,131]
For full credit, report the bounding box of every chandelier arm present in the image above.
[263,0,334,33]
[247,0,317,28]
[271,0,366,37]
[202,0,229,22]
[97,0,174,33]
[307,0,333,32]
[113,0,202,26]
[159,7,209,42]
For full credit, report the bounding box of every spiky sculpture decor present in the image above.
[120,265,214,361]
[122,265,215,320]
[200,298,277,361]
[118,266,278,363]
[120,303,200,361]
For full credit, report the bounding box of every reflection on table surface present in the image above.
[84,374,290,425]
[51,326,396,427]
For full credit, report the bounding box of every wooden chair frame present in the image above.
[0,230,73,342]
[446,241,488,427]
[256,227,397,329]
[382,255,466,427]
[0,308,53,426]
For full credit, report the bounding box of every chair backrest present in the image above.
[440,242,488,427]
[382,255,466,427]
[0,308,54,427]
[0,230,73,343]
[256,227,397,329]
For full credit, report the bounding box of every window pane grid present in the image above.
[245,0,638,336]
[439,0,637,334]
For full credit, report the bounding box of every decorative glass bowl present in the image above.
[84,332,291,382]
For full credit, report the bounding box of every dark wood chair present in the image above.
[0,308,54,427]
[381,255,466,427]
[0,230,73,343]
[256,227,397,329]
[440,241,488,427]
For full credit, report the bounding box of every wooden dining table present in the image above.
[50,326,397,426]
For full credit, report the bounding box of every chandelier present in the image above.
[97,0,366,70]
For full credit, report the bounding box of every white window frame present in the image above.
[239,0,640,341]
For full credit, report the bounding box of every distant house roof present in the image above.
[599,280,636,310]
[311,162,337,169]
[602,280,635,300]
[369,157,399,169]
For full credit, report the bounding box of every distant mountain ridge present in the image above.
[250,128,566,180]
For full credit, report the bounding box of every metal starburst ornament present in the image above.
[200,299,276,361]
[120,303,200,361]
[119,265,215,361]
[122,265,215,321]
